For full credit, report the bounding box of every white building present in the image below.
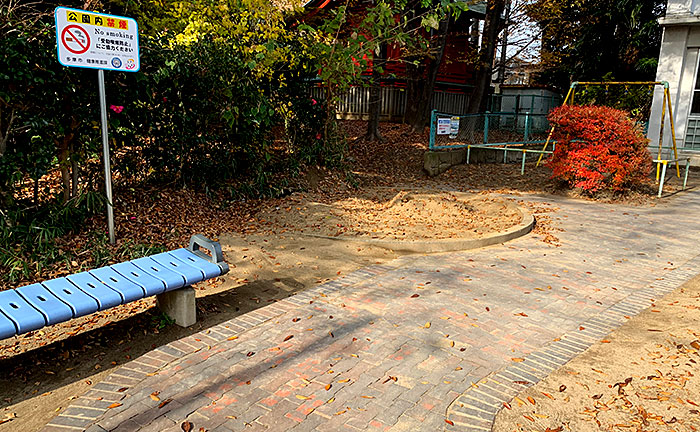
[649,0,700,160]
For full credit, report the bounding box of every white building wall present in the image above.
[648,26,690,154]
[669,0,693,15]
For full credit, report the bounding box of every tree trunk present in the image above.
[404,16,451,130]
[57,116,79,202]
[467,0,506,114]
[366,43,386,141]
[58,139,71,203]
[71,144,79,198]
[496,0,511,84]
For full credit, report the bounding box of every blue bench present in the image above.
[0,234,228,339]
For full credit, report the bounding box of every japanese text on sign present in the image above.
[437,118,451,135]
[55,7,139,72]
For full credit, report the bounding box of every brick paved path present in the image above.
[43,191,700,432]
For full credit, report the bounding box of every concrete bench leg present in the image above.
[156,287,196,327]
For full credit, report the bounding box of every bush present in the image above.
[547,105,653,193]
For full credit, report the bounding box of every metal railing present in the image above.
[428,110,556,175]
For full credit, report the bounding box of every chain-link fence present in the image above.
[429,111,551,150]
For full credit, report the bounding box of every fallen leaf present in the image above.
[150,391,160,401]
[325,384,332,391]
[410,294,420,298]
[284,335,294,342]
[181,421,193,432]
[424,322,431,328]
[527,396,536,405]
[511,358,524,362]
[107,403,122,409]
[0,413,16,425]
[227,336,238,341]
[158,398,173,409]
[445,419,454,426]
[296,395,311,400]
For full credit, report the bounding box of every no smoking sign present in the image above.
[61,24,90,54]
[55,7,139,72]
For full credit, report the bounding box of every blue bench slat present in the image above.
[0,290,46,334]
[67,272,123,310]
[131,257,186,291]
[90,267,146,303]
[169,248,223,279]
[111,262,166,296]
[0,309,17,339]
[149,252,205,286]
[16,283,73,325]
[43,278,100,316]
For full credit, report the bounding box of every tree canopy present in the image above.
[526,0,665,88]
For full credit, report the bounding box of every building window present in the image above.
[691,63,700,115]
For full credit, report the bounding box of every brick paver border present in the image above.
[444,264,699,431]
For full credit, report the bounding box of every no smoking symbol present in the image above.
[61,24,90,55]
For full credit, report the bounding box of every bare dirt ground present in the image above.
[253,189,520,240]
[0,120,698,430]
[493,275,700,432]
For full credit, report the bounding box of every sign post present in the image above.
[55,7,140,244]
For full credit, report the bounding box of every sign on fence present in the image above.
[55,7,139,72]
[437,118,451,135]
[450,116,460,139]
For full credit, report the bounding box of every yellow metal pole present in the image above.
[657,89,667,182]
[575,81,664,86]
[535,127,556,167]
[665,87,680,177]
[536,84,575,167]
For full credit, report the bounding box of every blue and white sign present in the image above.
[437,118,451,135]
[55,7,139,72]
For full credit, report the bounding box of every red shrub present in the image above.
[546,105,652,193]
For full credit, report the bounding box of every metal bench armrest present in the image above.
[188,234,229,275]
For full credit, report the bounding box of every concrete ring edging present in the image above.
[298,203,535,254]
